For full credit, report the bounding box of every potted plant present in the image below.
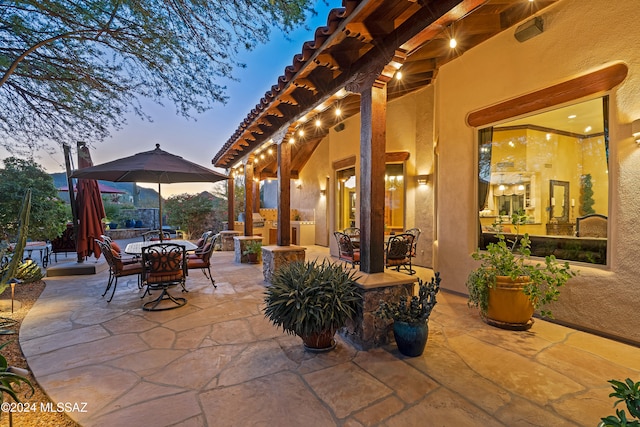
[600,378,640,426]
[263,260,362,351]
[376,273,441,357]
[242,240,262,263]
[466,211,577,330]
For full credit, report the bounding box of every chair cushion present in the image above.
[145,251,183,284]
[119,262,142,275]
[386,257,408,266]
[187,258,207,269]
[110,241,121,253]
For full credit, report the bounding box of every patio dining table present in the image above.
[124,239,198,255]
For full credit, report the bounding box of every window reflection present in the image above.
[478,97,608,264]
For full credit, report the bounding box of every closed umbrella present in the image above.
[70,144,229,238]
[75,144,106,261]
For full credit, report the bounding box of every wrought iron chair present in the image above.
[141,230,171,242]
[141,243,188,311]
[405,227,422,259]
[187,233,217,287]
[102,236,139,265]
[385,233,415,275]
[334,231,360,266]
[343,227,360,248]
[96,239,143,302]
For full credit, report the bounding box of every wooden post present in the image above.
[227,175,234,231]
[277,140,291,246]
[359,81,387,273]
[244,156,254,237]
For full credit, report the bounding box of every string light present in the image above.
[395,71,403,80]
[315,119,322,127]
[335,108,342,116]
[449,37,457,48]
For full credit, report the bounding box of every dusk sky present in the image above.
[22,1,338,197]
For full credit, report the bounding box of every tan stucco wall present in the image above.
[293,87,436,265]
[435,0,640,344]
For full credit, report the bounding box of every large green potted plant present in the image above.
[466,211,577,330]
[264,260,362,351]
[600,378,640,426]
[376,273,441,357]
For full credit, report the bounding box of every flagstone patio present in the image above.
[20,244,640,426]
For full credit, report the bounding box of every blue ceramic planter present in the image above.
[393,321,428,357]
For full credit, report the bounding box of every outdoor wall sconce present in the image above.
[320,189,326,197]
[632,119,640,144]
[514,16,543,42]
[415,174,431,186]
[296,180,302,189]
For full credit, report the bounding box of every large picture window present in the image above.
[478,97,609,264]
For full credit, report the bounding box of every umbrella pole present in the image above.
[158,182,163,242]
[63,144,82,263]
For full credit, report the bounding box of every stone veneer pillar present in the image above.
[339,272,417,350]
[261,245,306,283]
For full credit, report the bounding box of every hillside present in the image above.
[51,172,160,206]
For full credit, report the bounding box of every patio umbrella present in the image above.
[75,143,106,261]
[70,144,228,238]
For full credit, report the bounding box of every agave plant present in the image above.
[0,342,34,404]
[264,260,362,341]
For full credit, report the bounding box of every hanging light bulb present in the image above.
[449,37,457,49]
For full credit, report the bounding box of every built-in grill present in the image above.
[252,213,265,228]
[238,212,265,228]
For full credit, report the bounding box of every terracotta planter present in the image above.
[246,253,259,264]
[302,330,336,352]
[484,275,535,330]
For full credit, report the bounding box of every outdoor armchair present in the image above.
[334,231,360,266]
[96,239,143,302]
[187,233,216,287]
[140,243,188,311]
[142,230,171,242]
[385,233,415,275]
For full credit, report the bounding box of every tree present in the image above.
[0,158,68,240]
[580,173,596,215]
[0,0,316,154]
[165,193,216,238]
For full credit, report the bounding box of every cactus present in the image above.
[0,189,31,295]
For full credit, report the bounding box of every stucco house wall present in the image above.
[434,0,640,344]
[293,86,436,267]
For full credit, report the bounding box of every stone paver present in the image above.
[18,244,640,426]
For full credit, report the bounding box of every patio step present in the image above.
[46,258,108,277]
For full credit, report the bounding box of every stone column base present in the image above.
[234,236,264,263]
[262,245,306,283]
[339,272,417,350]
